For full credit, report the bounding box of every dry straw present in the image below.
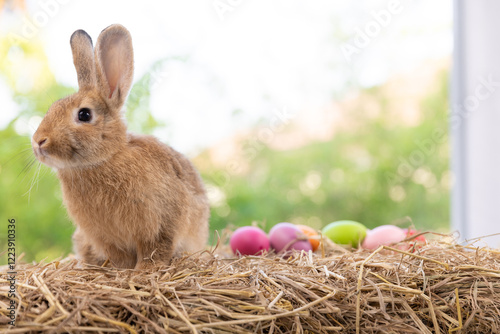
[1,233,500,333]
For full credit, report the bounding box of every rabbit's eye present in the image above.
[78,108,92,122]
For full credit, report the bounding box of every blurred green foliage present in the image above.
[0,34,450,263]
[201,72,450,236]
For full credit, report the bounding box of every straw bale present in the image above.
[1,236,500,333]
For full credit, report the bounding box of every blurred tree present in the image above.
[199,70,450,236]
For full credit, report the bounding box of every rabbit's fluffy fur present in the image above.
[32,24,209,269]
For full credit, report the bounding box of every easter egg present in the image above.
[269,222,313,253]
[230,226,270,256]
[295,224,320,251]
[362,225,407,250]
[403,228,426,243]
[402,228,427,251]
[322,220,367,247]
[269,222,296,235]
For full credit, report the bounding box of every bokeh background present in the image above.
[0,0,452,262]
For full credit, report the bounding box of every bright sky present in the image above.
[0,0,452,154]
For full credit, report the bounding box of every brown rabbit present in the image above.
[31,24,210,269]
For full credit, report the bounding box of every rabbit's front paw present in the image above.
[135,259,157,271]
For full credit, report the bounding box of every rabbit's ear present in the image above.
[95,24,134,111]
[71,30,96,90]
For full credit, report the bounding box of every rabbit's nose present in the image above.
[38,138,48,148]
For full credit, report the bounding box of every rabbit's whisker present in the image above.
[23,160,41,203]
[5,147,33,167]
[18,156,37,179]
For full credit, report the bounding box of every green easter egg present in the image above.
[322,220,367,247]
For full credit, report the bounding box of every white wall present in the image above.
[452,0,500,246]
